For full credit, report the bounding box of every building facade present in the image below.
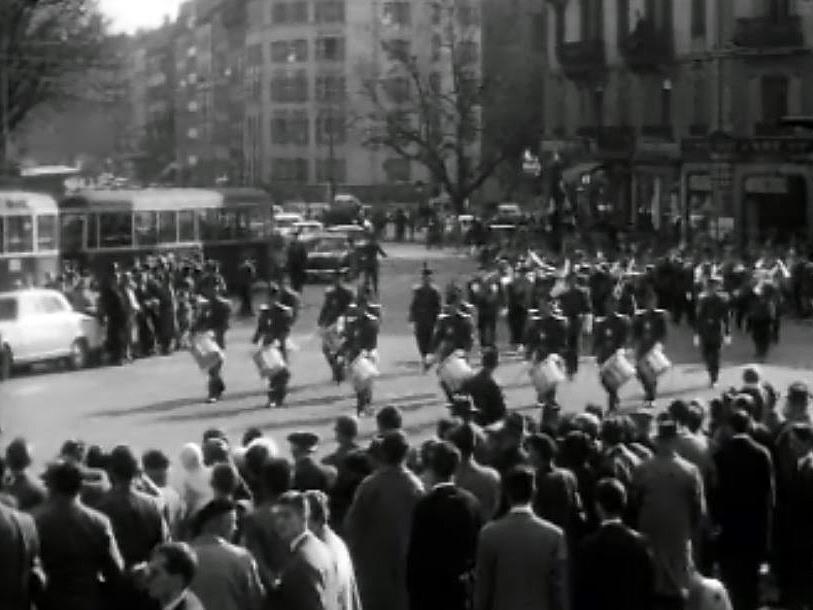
[543,0,813,244]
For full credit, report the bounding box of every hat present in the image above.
[449,395,478,417]
[287,431,320,451]
[788,381,811,402]
[421,263,433,276]
[655,414,678,440]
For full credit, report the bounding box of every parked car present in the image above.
[305,233,353,281]
[492,202,526,226]
[292,220,324,238]
[274,213,304,237]
[326,224,368,242]
[0,288,104,379]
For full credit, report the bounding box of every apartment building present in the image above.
[543,0,813,243]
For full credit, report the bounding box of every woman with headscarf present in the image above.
[179,443,212,532]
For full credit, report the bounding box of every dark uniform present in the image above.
[523,308,568,403]
[431,306,475,401]
[357,237,388,294]
[746,283,779,360]
[558,279,592,377]
[318,278,355,381]
[695,284,730,386]
[409,271,442,365]
[632,307,668,403]
[279,284,301,323]
[286,237,308,293]
[593,312,631,411]
[237,258,256,317]
[469,275,502,349]
[193,295,231,402]
[342,307,381,415]
[505,271,532,347]
[252,299,294,407]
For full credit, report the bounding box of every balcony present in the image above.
[556,39,606,80]
[640,125,674,141]
[620,20,674,72]
[733,15,804,50]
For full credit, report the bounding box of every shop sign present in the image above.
[0,197,28,211]
[682,136,813,159]
[744,175,788,194]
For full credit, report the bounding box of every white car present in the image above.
[0,288,104,379]
[274,213,304,237]
[292,220,324,237]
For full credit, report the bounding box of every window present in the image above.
[660,80,672,125]
[272,158,309,181]
[289,1,308,22]
[691,0,705,38]
[315,0,345,23]
[60,214,84,253]
[87,214,99,249]
[580,0,603,40]
[39,295,67,315]
[383,158,411,182]
[271,70,308,102]
[382,2,411,26]
[692,68,706,126]
[272,1,308,24]
[271,39,308,63]
[762,75,788,124]
[179,210,196,241]
[457,40,479,65]
[769,0,791,21]
[315,74,346,102]
[429,71,441,94]
[271,112,289,144]
[36,215,57,251]
[316,112,347,144]
[431,2,441,25]
[134,211,158,246]
[594,87,604,127]
[99,213,133,248]
[383,38,411,61]
[457,3,479,27]
[158,211,177,243]
[431,34,442,61]
[247,44,262,65]
[383,76,411,103]
[315,158,347,183]
[315,37,345,61]
[290,110,310,145]
[5,216,34,253]
[617,0,629,42]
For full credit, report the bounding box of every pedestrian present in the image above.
[288,432,337,493]
[0,498,42,610]
[139,542,205,610]
[460,346,506,426]
[592,293,632,412]
[238,257,256,317]
[286,232,308,294]
[3,438,46,512]
[632,288,668,407]
[450,423,501,522]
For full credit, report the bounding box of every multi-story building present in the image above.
[243,0,481,197]
[543,0,813,244]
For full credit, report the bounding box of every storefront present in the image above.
[631,141,681,238]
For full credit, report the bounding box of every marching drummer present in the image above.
[632,288,668,407]
[523,295,568,405]
[558,270,593,379]
[192,289,230,404]
[318,269,355,382]
[431,289,475,401]
[409,264,443,370]
[252,283,294,408]
[593,292,632,412]
[278,276,302,324]
[341,302,381,416]
[694,275,731,388]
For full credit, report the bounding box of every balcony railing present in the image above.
[640,125,674,140]
[620,19,674,71]
[556,39,606,79]
[733,15,804,49]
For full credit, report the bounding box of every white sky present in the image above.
[100,0,185,33]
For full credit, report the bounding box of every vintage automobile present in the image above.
[0,288,105,379]
[292,220,324,238]
[274,213,304,237]
[305,233,354,281]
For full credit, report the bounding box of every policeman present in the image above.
[523,295,568,405]
[409,264,442,369]
[505,263,532,351]
[342,302,381,416]
[357,231,388,295]
[288,432,337,493]
[468,272,502,349]
[694,275,731,388]
[558,271,592,378]
[746,281,779,361]
[632,289,668,406]
[252,283,294,408]
[318,270,355,381]
[593,292,632,412]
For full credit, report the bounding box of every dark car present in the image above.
[305,233,354,281]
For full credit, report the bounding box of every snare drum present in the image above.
[190,331,224,372]
[600,349,636,390]
[437,353,474,392]
[530,355,566,394]
[253,345,286,378]
[321,323,343,354]
[351,354,380,391]
[638,344,671,382]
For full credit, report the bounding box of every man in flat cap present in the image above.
[289,432,337,493]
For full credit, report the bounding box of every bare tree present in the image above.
[0,0,109,164]
[358,0,540,213]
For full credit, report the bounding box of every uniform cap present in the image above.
[287,431,320,451]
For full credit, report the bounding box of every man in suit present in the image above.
[558,271,592,378]
[409,265,443,369]
[712,409,774,610]
[3,438,46,512]
[141,542,205,610]
[574,477,656,610]
[289,432,337,492]
[450,423,501,522]
[273,491,338,610]
[407,441,482,610]
[473,466,568,610]
[286,231,309,293]
[0,500,42,610]
[461,346,507,427]
[694,276,731,388]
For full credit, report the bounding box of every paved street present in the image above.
[2,243,813,467]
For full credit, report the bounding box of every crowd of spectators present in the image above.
[1,365,812,610]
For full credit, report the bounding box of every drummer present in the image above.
[558,270,593,379]
[191,295,225,404]
[431,288,475,401]
[252,283,294,408]
[632,287,668,407]
[523,294,568,406]
[593,292,632,412]
[341,301,381,416]
[318,269,355,382]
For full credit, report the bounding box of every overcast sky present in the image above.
[100,0,184,33]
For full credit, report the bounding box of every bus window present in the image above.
[0,217,4,252]
[158,211,178,243]
[199,210,219,241]
[248,207,266,239]
[37,214,58,251]
[235,209,250,239]
[87,214,100,249]
[135,212,158,246]
[60,214,84,253]
[99,212,133,248]
[179,210,196,242]
[6,216,34,253]
[218,211,237,240]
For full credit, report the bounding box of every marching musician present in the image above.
[632,289,668,407]
[694,276,731,388]
[468,271,502,349]
[523,295,568,405]
[278,276,301,324]
[431,288,475,400]
[318,269,355,382]
[558,270,592,379]
[506,262,532,352]
[409,265,442,370]
[252,283,294,408]
[192,286,231,404]
[341,302,381,416]
[746,281,780,361]
[593,293,632,412]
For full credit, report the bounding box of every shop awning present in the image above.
[561,162,604,185]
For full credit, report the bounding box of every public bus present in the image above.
[0,190,60,290]
[59,187,278,284]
